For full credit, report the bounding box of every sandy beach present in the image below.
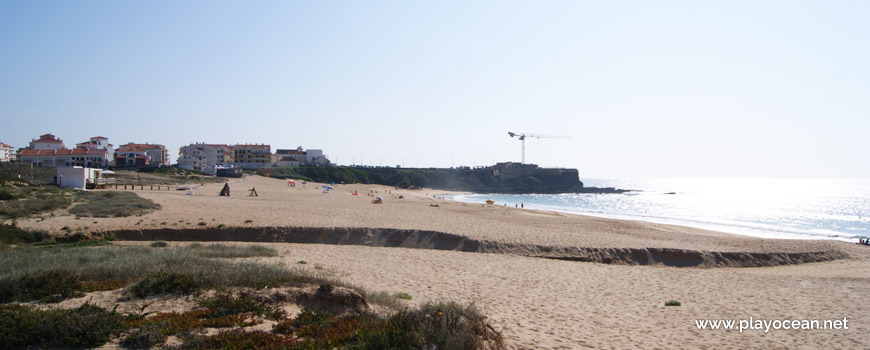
[19,175,870,349]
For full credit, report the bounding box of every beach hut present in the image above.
[57,166,108,189]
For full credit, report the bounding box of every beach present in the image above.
[19,175,870,349]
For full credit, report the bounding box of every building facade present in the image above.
[0,142,14,162]
[276,156,302,167]
[178,143,234,172]
[274,147,331,167]
[233,144,271,170]
[28,134,65,150]
[114,147,149,166]
[76,136,114,166]
[118,143,169,166]
[18,149,109,168]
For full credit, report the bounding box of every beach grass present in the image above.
[0,185,72,219]
[0,239,503,349]
[69,191,161,217]
[185,243,278,259]
[0,224,49,244]
[0,244,323,302]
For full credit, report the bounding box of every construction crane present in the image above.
[508,132,569,164]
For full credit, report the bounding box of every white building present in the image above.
[76,136,114,166]
[276,156,302,167]
[57,166,108,189]
[18,149,109,168]
[274,147,331,167]
[0,142,14,162]
[28,134,65,150]
[178,143,234,172]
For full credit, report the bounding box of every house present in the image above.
[274,147,331,167]
[233,144,271,170]
[76,136,114,166]
[178,143,234,172]
[118,142,169,166]
[310,155,331,167]
[18,149,109,168]
[28,133,65,150]
[276,156,302,167]
[56,166,113,189]
[114,147,149,166]
[0,142,14,162]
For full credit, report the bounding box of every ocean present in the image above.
[447,178,870,243]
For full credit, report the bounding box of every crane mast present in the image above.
[507,132,568,164]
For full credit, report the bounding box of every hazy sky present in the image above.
[1,1,868,178]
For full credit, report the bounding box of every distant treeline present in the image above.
[267,166,592,194]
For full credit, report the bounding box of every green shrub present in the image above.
[69,191,160,217]
[361,302,503,350]
[185,243,278,259]
[267,303,504,350]
[198,221,207,226]
[129,272,197,298]
[0,303,127,348]
[197,292,285,320]
[0,270,83,303]
[33,240,111,248]
[180,329,300,350]
[127,309,257,336]
[1,245,332,303]
[120,324,167,349]
[0,195,71,219]
[393,292,412,300]
[0,188,18,200]
[0,224,49,244]
[150,240,168,248]
[665,300,682,306]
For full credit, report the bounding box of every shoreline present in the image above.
[445,192,864,244]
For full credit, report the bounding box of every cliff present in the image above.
[265,163,628,194]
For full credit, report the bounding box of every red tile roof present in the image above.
[121,143,166,150]
[19,149,107,156]
[0,142,13,148]
[116,147,147,153]
[33,134,63,143]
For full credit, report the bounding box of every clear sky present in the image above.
[1,1,868,178]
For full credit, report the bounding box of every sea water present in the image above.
[447,178,870,242]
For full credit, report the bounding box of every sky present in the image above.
[1,1,868,178]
